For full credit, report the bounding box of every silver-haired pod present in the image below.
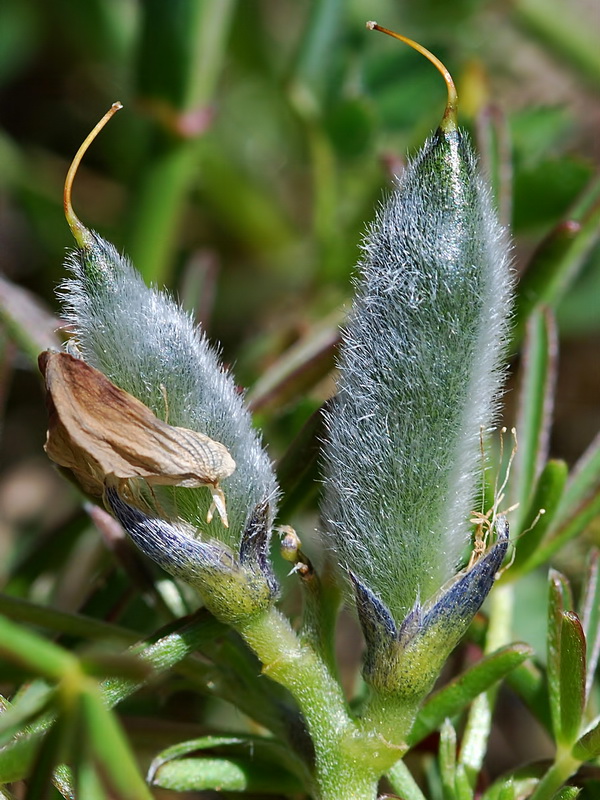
[44,104,279,621]
[321,25,512,695]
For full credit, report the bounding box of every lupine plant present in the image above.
[1,5,600,800]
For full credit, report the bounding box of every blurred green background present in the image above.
[1,0,599,575]
[0,0,599,789]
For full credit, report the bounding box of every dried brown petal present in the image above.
[38,350,235,524]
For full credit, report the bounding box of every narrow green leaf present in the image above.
[129,0,237,284]
[439,719,457,800]
[290,0,343,100]
[246,316,340,413]
[151,755,301,793]
[101,612,303,749]
[79,685,153,800]
[147,727,309,788]
[0,613,223,783]
[572,717,600,759]
[73,705,110,800]
[408,643,533,746]
[556,431,600,525]
[137,0,235,110]
[147,736,242,782]
[0,615,79,682]
[76,757,110,800]
[509,459,568,576]
[552,788,581,800]
[24,715,70,800]
[482,771,539,800]
[547,570,572,742]
[580,550,600,699]
[386,758,429,800]
[513,307,557,527]
[80,651,151,682]
[454,763,474,800]
[1,610,302,785]
[424,753,444,800]
[0,593,137,645]
[0,732,42,783]
[497,780,517,800]
[0,682,52,740]
[458,691,493,782]
[100,610,225,707]
[532,488,600,570]
[52,763,76,800]
[558,611,586,746]
[0,727,75,797]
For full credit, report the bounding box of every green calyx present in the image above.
[355,520,509,699]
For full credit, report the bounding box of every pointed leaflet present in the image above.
[78,685,153,800]
[525,431,600,570]
[147,735,301,793]
[547,570,586,747]
[439,718,458,800]
[512,307,557,530]
[572,718,600,760]
[510,459,568,576]
[558,611,586,747]
[150,756,301,793]
[580,549,600,700]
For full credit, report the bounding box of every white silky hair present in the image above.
[321,130,513,622]
[60,233,278,547]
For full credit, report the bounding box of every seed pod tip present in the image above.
[63,101,123,248]
[367,21,458,132]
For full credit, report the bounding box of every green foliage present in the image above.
[1,1,599,798]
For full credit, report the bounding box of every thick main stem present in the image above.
[528,749,580,800]
[236,606,388,799]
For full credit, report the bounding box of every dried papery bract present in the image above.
[39,350,235,526]
[322,23,513,697]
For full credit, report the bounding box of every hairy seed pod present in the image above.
[322,25,513,634]
[58,105,279,551]
[41,104,280,614]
